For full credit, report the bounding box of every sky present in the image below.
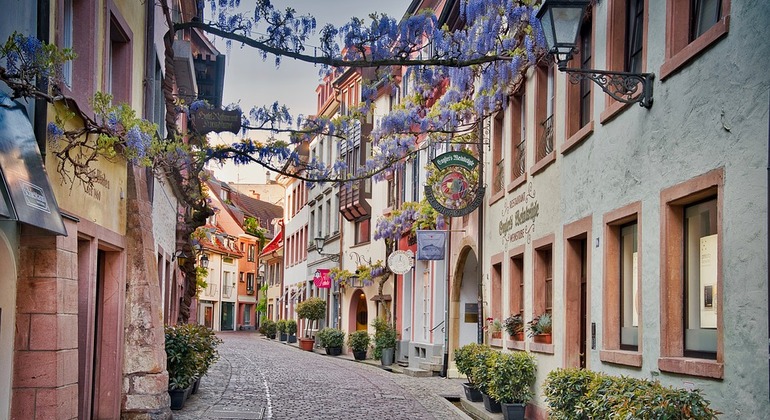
[204,0,412,184]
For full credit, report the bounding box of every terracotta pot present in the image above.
[298,337,314,351]
[533,333,552,344]
[512,332,524,341]
[491,331,502,339]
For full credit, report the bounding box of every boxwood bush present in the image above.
[543,368,719,419]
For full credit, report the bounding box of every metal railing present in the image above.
[537,115,554,161]
[513,139,526,179]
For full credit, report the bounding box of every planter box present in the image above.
[191,377,201,395]
[169,386,190,410]
[325,347,342,356]
[482,391,502,413]
[279,333,288,342]
[353,350,367,360]
[287,334,297,343]
[462,383,483,402]
[533,333,552,344]
[298,337,314,351]
[501,402,526,420]
[380,348,394,366]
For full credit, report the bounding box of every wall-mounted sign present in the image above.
[416,230,447,260]
[387,250,414,275]
[498,182,537,244]
[313,268,331,289]
[425,151,484,217]
[191,108,242,135]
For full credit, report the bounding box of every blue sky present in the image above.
[206,0,411,184]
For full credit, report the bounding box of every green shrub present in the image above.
[262,319,276,337]
[317,327,345,348]
[470,345,498,394]
[286,319,297,335]
[487,351,537,404]
[296,297,326,336]
[347,330,371,352]
[164,324,222,390]
[454,342,485,385]
[527,312,552,337]
[275,319,288,334]
[543,368,720,419]
[503,314,524,336]
[371,317,397,358]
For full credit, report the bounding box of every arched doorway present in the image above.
[451,245,480,352]
[348,289,368,331]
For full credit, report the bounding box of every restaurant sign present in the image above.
[191,108,242,135]
[425,151,485,217]
[499,182,538,244]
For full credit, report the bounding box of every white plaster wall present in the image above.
[0,223,18,420]
[557,1,770,416]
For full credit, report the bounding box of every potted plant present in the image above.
[504,314,524,341]
[262,319,277,339]
[528,312,552,344]
[318,327,345,355]
[286,319,297,343]
[471,346,501,413]
[372,317,397,366]
[296,297,326,351]
[187,324,222,394]
[486,317,503,339]
[487,351,537,420]
[276,319,288,341]
[454,343,485,402]
[348,330,370,360]
[165,325,197,410]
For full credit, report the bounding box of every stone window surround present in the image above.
[563,216,592,369]
[600,201,643,368]
[660,0,731,80]
[659,168,724,379]
[531,234,554,355]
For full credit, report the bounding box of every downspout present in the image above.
[441,218,451,377]
[33,0,50,152]
[767,91,769,400]
[477,122,485,344]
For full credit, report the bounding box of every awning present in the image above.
[260,230,283,256]
[0,95,66,235]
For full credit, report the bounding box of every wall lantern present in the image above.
[172,250,191,267]
[537,0,654,108]
[199,253,210,268]
[314,232,340,262]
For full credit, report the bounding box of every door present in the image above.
[221,302,234,331]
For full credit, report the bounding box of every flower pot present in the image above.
[287,334,297,343]
[353,350,367,360]
[279,332,288,342]
[380,348,394,366]
[501,402,526,420]
[482,391,502,413]
[268,333,276,340]
[512,331,524,341]
[298,337,314,351]
[325,346,342,356]
[533,333,552,344]
[491,331,502,339]
[169,388,187,410]
[191,377,201,395]
[462,383,483,402]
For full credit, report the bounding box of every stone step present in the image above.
[403,367,433,377]
[419,361,444,372]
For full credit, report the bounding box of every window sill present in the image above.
[562,121,594,155]
[530,151,556,176]
[660,17,729,81]
[506,173,527,193]
[506,339,526,351]
[488,189,504,206]
[658,357,724,379]
[600,349,643,367]
[599,100,632,125]
[529,342,554,354]
[490,338,504,348]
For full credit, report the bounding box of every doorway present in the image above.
[201,303,214,329]
[564,217,591,369]
[451,246,480,351]
[349,289,368,331]
[221,302,234,331]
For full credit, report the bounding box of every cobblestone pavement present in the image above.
[173,331,471,420]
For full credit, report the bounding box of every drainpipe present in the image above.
[33,0,50,152]
[477,123,485,344]
[441,218,451,377]
[767,92,769,400]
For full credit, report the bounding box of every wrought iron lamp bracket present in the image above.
[561,66,654,108]
[349,251,372,267]
[316,249,340,262]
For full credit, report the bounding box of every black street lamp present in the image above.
[537,0,654,108]
[314,232,340,262]
[199,253,209,268]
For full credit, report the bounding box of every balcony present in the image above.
[513,139,526,179]
[537,115,554,161]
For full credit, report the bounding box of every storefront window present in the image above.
[684,198,718,358]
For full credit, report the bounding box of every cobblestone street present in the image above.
[173,332,471,419]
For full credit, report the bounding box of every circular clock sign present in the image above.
[387,250,414,275]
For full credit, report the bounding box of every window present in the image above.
[509,250,525,321]
[604,0,648,117]
[62,0,73,87]
[492,112,504,196]
[247,273,255,292]
[411,153,420,202]
[107,12,132,104]
[601,202,642,366]
[326,198,332,234]
[248,244,255,262]
[660,169,723,378]
[565,14,593,147]
[491,257,503,323]
[535,64,555,163]
[509,91,526,183]
[661,0,729,79]
[533,237,554,317]
[355,217,370,244]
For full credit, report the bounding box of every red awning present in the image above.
[260,230,283,256]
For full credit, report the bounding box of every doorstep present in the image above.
[460,399,503,420]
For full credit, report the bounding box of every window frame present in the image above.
[563,13,595,154]
[659,168,724,379]
[508,90,527,191]
[661,0,730,80]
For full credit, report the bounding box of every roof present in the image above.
[197,224,244,257]
[260,230,283,256]
[206,174,283,237]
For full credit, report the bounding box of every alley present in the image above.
[173,332,470,420]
